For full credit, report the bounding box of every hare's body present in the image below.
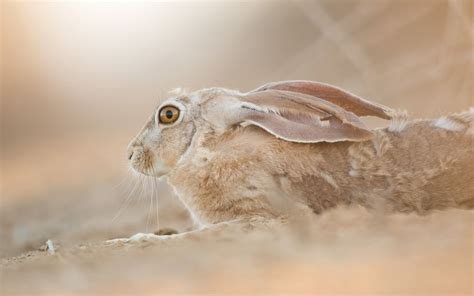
[125,80,473,239]
[167,113,474,225]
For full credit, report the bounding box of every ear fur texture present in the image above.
[251,80,393,120]
[234,89,375,143]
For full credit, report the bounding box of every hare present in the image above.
[118,80,473,242]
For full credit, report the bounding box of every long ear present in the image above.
[206,90,375,143]
[250,80,393,120]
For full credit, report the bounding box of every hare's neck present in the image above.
[166,172,212,227]
[166,180,209,227]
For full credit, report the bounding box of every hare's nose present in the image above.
[127,140,142,160]
[127,145,136,160]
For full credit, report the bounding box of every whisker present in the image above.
[153,174,160,232]
[145,168,154,233]
[137,173,147,204]
[107,175,140,236]
[111,179,140,223]
[149,163,160,232]
[130,173,147,230]
[110,167,134,192]
[111,178,130,196]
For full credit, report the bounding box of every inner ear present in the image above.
[242,108,373,143]
[230,90,375,144]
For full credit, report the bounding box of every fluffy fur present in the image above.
[127,81,474,233]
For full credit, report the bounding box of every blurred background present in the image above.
[1,0,473,294]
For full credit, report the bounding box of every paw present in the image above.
[128,232,164,242]
[106,232,172,245]
[154,227,179,236]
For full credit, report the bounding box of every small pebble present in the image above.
[46,239,55,254]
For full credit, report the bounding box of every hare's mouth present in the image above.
[129,149,154,176]
[129,149,169,177]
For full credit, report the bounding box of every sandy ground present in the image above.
[1,186,473,295]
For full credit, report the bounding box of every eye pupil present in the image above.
[166,110,173,119]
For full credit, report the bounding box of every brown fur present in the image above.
[127,82,473,232]
[167,117,473,225]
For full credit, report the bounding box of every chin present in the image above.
[153,170,169,178]
[130,163,170,178]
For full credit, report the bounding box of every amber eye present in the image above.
[158,105,180,124]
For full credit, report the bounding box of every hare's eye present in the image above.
[158,105,180,124]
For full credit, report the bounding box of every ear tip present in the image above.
[385,108,397,118]
[368,101,395,120]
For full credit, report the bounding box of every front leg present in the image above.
[106,216,282,245]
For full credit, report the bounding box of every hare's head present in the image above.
[127,80,393,177]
